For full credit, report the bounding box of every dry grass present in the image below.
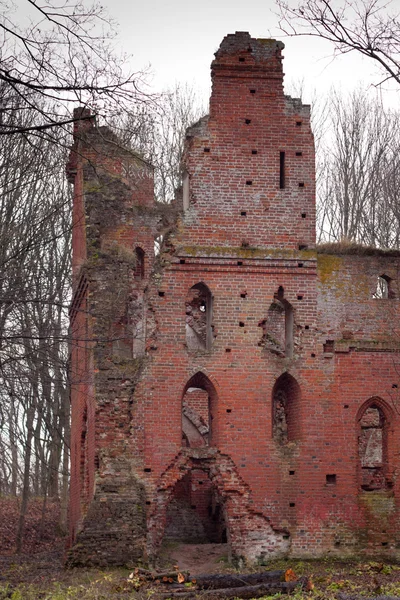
[316,240,400,257]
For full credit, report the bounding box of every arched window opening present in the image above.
[181,372,218,447]
[186,283,213,351]
[272,373,301,444]
[134,247,145,279]
[373,275,393,299]
[359,403,388,491]
[259,288,294,357]
[164,470,227,545]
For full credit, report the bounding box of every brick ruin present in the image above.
[66,32,400,566]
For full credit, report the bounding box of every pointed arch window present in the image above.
[259,286,294,357]
[358,401,389,491]
[185,283,213,351]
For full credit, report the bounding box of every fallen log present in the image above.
[157,580,304,599]
[190,570,286,589]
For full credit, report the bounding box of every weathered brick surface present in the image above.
[67,33,400,566]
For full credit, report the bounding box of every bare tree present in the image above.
[116,84,206,202]
[277,0,400,88]
[0,0,152,138]
[317,88,400,246]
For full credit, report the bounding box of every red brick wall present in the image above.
[67,33,400,566]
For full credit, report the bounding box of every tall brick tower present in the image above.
[67,32,400,566]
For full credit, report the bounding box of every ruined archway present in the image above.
[147,449,290,564]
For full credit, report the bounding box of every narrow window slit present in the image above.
[279,151,285,189]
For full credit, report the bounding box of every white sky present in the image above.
[103,0,400,107]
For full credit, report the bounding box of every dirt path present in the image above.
[169,543,230,575]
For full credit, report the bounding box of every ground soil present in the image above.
[3,499,400,598]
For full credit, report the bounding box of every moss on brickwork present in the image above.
[359,491,396,519]
[178,245,317,260]
[317,254,343,284]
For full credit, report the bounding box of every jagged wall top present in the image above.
[212,32,284,76]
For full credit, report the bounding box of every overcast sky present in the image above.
[101,0,399,107]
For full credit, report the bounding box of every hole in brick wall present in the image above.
[299,182,305,188]
[344,404,349,408]
[311,353,316,357]
[334,541,341,547]
[283,534,290,539]
[158,291,165,297]
[204,147,210,153]
[146,501,151,505]
[94,454,100,469]
[250,89,256,94]
[226,409,232,413]
[297,295,303,300]
[299,244,308,250]
[296,121,302,126]
[279,151,285,189]
[239,322,245,327]
[301,212,307,218]
[251,149,258,154]
[289,470,295,475]
[239,57,245,62]
[225,348,231,353]
[392,384,398,389]
[245,119,251,124]
[324,340,334,353]
[382,541,388,546]
[237,261,243,266]
[326,474,337,485]
[305,325,309,330]
[289,502,296,507]
[144,468,152,472]
[241,211,247,216]
[298,262,304,267]
[246,180,253,185]
[296,151,303,156]
[180,259,186,264]
[240,292,247,298]
[191,505,197,509]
